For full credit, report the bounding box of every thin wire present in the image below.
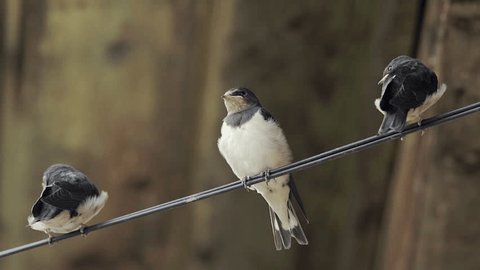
[1,102,479,259]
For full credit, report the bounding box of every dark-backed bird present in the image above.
[28,164,108,238]
[375,55,446,134]
[217,87,308,250]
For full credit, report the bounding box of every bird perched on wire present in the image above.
[218,87,308,250]
[375,55,447,135]
[28,164,108,240]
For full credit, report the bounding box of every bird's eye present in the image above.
[387,65,393,71]
[234,90,246,97]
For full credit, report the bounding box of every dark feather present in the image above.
[41,181,98,211]
[389,72,436,110]
[381,59,438,111]
[31,199,63,222]
[259,108,274,122]
[269,207,284,250]
[224,106,275,127]
[41,185,82,211]
[288,200,308,245]
[269,207,292,250]
[288,175,308,223]
[379,75,397,112]
[224,106,260,127]
[378,111,407,135]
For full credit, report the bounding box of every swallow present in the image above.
[375,55,447,134]
[218,87,308,250]
[28,164,108,240]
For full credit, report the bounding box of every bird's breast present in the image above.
[218,112,292,178]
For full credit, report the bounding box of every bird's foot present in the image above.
[45,231,54,245]
[79,224,89,237]
[263,169,272,185]
[415,115,424,126]
[416,118,426,136]
[242,176,251,191]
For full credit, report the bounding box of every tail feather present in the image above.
[288,200,308,245]
[269,207,291,250]
[288,176,309,223]
[378,111,407,135]
[268,199,308,250]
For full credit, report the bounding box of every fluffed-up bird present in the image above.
[375,55,447,134]
[28,164,108,239]
[218,87,308,250]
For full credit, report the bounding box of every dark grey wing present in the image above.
[389,68,438,110]
[31,188,63,221]
[377,74,410,134]
[41,181,98,211]
[378,111,407,135]
[224,106,270,127]
[260,107,275,122]
[379,75,397,112]
[288,175,308,223]
[31,201,63,222]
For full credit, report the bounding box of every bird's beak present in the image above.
[378,74,389,85]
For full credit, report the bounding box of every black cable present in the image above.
[0,102,479,259]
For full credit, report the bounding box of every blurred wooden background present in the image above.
[0,0,479,269]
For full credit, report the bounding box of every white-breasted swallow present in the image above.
[218,88,308,250]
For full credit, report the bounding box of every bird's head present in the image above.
[221,88,261,114]
[378,55,414,85]
[42,164,81,186]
